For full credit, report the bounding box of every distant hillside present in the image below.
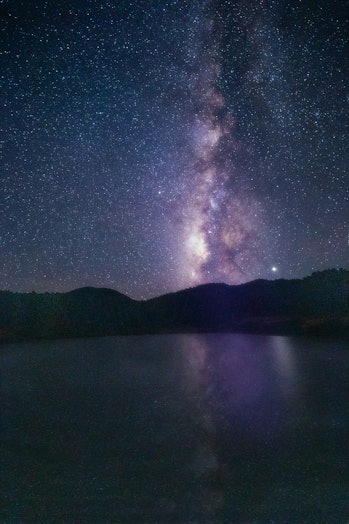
[141,269,349,336]
[0,287,138,340]
[0,269,348,342]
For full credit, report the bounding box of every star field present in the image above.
[1,0,348,298]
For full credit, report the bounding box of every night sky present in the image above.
[1,0,348,299]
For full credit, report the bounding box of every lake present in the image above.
[1,333,348,523]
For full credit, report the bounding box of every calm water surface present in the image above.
[1,333,348,523]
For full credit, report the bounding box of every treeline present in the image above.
[0,269,348,341]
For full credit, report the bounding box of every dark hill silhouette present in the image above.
[0,286,137,340]
[141,270,349,335]
[0,269,348,341]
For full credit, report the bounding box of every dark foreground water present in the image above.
[1,334,348,523]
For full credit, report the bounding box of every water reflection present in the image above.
[181,334,300,441]
[271,335,299,398]
[178,333,303,518]
[179,336,224,518]
[1,333,348,522]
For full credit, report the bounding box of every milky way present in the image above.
[1,1,348,298]
[178,3,267,285]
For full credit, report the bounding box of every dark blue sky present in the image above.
[1,0,348,298]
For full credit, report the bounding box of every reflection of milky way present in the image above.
[180,335,224,516]
[179,8,266,286]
